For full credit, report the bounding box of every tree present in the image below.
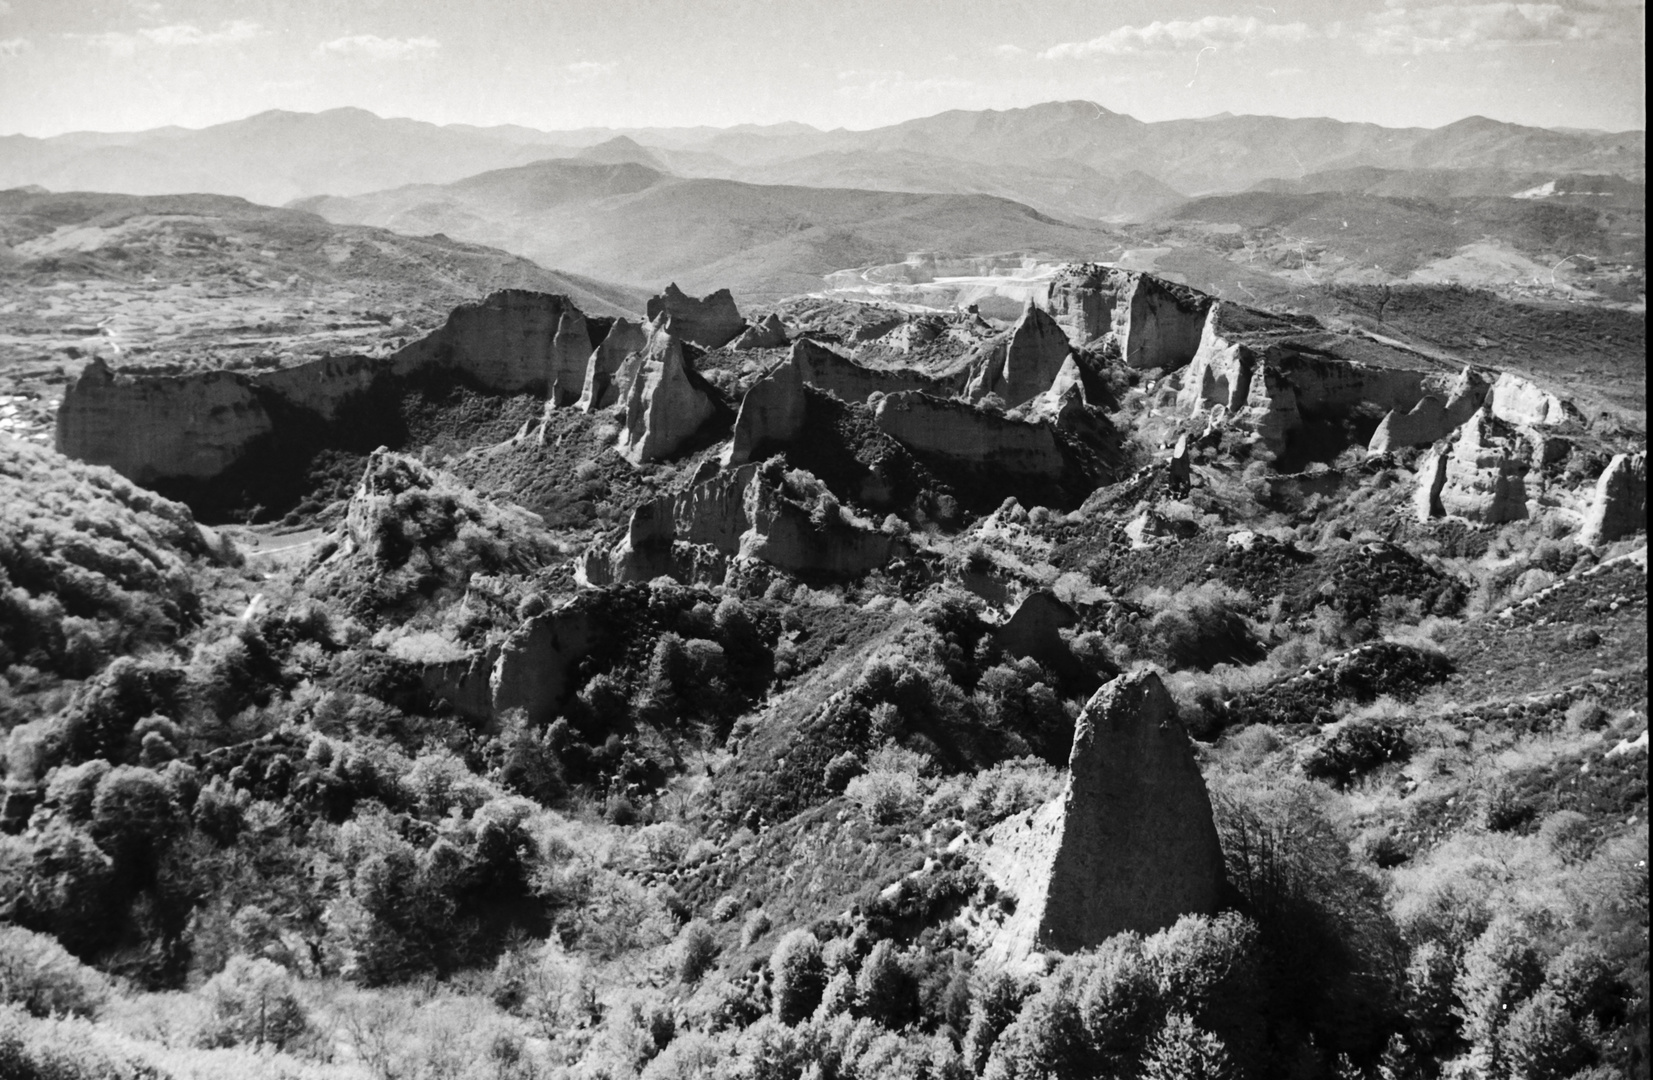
[1142,1013,1233,1080]
[769,930,826,1025]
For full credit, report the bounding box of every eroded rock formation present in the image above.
[548,308,593,406]
[578,317,650,412]
[977,671,1226,961]
[615,328,717,464]
[1045,264,1212,369]
[873,391,1065,476]
[58,289,592,487]
[1417,407,1530,523]
[1489,372,1580,428]
[1580,452,1648,547]
[723,353,807,467]
[733,312,788,351]
[581,460,896,585]
[1368,366,1492,454]
[792,337,947,402]
[646,283,745,349]
[964,302,1074,408]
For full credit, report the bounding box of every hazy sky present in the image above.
[0,0,1643,136]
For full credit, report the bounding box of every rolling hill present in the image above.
[294,159,1126,303]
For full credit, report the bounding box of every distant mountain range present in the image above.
[1,102,1641,221]
[293,160,1124,303]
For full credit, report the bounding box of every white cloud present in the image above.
[992,43,1028,58]
[317,34,440,60]
[78,20,263,57]
[1040,16,1315,59]
[564,60,615,82]
[0,37,28,58]
[1353,3,1619,54]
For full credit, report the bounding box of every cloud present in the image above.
[564,60,615,82]
[78,20,264,57]
[992,44,1028,58]
[317,34,440,60]
[1040,16,1315,59]
[1352,3,1620,54]
[0,37,27,58]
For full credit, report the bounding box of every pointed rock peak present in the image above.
[977,670,1226,963]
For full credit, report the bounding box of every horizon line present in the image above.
[4,98,1646,142]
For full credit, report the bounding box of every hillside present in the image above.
[296,160,1125,304]
[2,262,1646,1080]
[0,188,650,443]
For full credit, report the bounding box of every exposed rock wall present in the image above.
[58,289,591,487]
[490,606,599,725]
[723,353,806,467]
[548,308,593,406]
[1489,372,1580,427]
[389,289,577,393]
[964,302,1074,408]
[1369,367,1490,453]
[792,338,945,402]
[978,671,1225,961]
[733,312,788,351]
[646,283,745,349]
[1580,452,1647,547]
[873,391,1065,475]
[56,358,277,483]
[615,329,717,464]
[1418,407,1530,523]
[1044,264,1212,369]
[1178,306,1257,415]
[578,317,649,412]
[584,461,895,585]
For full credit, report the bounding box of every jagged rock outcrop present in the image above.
[615,328,717,464]
[1044,264,1212,369]
[578,317,650,412]
[57,289,595,487]
[732,312,788,351]
[1580,452,1647,547]
[1234,363,1303,461]
[581,460,896,585]
[389,289,585,393]
[490,605,600,725]
[1417,407,1530,523]
[56,358,277,483]
[792,338,946,402]
[548,308,593,406]
[977,671,1226,962]
[873,392,1064,475]
[1168,434,1191,490]
[1368,366,1492,453]
[995,590,1096,689]
[1488,372,1580,427]
[723,353,806,467]
[646,283,745,349]
[964,302,1074,408]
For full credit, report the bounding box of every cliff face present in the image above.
[873,391,1065,475]
[978,671,1226,962]
[548,308,593,406]
[723,353,807,467]
[964,302,1074,409]
[1369,367,1491,453]
[1044,264,1211,369]
[55,358,276,483]
[1580,452,1647,547]
[578,317,649,412]
[390,288,579,393]
[615,328,717,464]
[1489,372,1581,428]
[646,283,745,349]
[792,338,946,402]
[57,289,593,490]
[1417,407,1531,524]
[582,460,896,586]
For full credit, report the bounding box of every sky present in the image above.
[0,0,1643,137]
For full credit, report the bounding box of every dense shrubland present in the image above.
[0,420,1644,1080]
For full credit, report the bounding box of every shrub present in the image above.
[769,930,825,1025]
[0,926,111,1019]
[740,908,772,948]
[1302,718,1411,787]
[823,751,865,793]
[1141,1012,1234,1080]
[675,920,718,984]
[855,939,917,1028]
[198,954,310,1051]
[1455,916,1546,1066]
